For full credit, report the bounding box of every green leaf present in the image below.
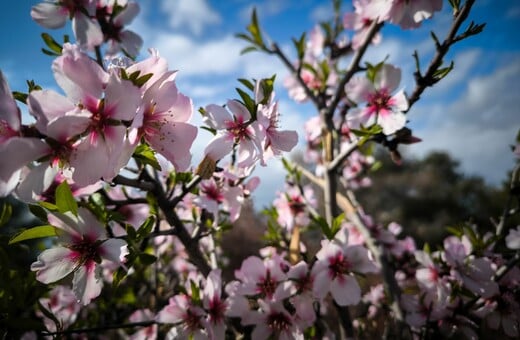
[238,78,255,91]
[365,61,384,83]
[311,215,333,240]
[55,181,78,215]
[432,61,454,81]
[28,204,49,222]
[133,143,162,170]
[39,201,59,211]
[136,216,155,241]
[138,252,157,265]
[134,73,153,87]
[12,91,28,104]
[330,213,345,237]
[292,32,306,61]
[240,46,259,55]
[113,267,128,287]
[235,89,256,117]
[41,33,63,54]
[200,126,217,135]
[0,202,12,228]
[8,225,57,244]
[190,279,201,305]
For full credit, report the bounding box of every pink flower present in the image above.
[203,269,227,340]
[194,176,244,222]
[233,256,289,300]
[343,0,382,49]
[443,236,499,299]
[243,300,304,340]
[345,64,408,135]
[30,208,128,305]
[137,70,197,171]
[256,87,298,164]
[101,1,143,57]
[311,227,378,306]
[505,226,520,250]
[365,0,443,29]
[46,43,141,186]
[273,184,316,232]
[128,309,157,340]
[37,285,80,332]
[31,0,103,50]
[156,294,208,339]
[203,100,264,167]
[0,71,50,196]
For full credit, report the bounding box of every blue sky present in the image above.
[1,0,519,207]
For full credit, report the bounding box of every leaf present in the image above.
[136,216,155,241]
[292,32,306,61]
[41,33,62,54]
[28,204,49,222]
[8,225,57,244]
[134,73,153,87]
[240,46,259,55]
[311,215,333,240]
[330,213,345,237]
[0,202,12,228]
[113,267,128,287]
[55,181,78,215]
[138,252,157,265]
[133,143,162,170]
[432,61,454,82]
[235,88,257,117]
[238,78,255,91]
[12,91,28,104]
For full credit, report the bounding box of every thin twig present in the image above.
[406,0,477,112]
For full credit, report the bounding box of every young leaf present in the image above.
[0,202,12,227]
[138,252,157,265]
[41,33,63,54]
[8,225,57,244]
[55,181,78,215]
[133,143,162,170]
[238,78,255,91]
[136,216,155,241]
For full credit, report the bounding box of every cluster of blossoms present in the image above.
[4,0,517,339]
[31,0,142,57]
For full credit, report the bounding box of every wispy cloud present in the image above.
[160,0,221,36]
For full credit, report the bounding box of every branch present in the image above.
[295,163,405,322]
[406,0,477,111]
[170,174,203,207]
[268,43,322,108]
[112,175,155,191]
[41,321,156,336]
[327,141,359,172]
[326,20,383,121]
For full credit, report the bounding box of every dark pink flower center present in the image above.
[201,182,224,203]
[257,271,277,298]
[288,195,305,215]
[267,311,292,332]
[368,89,392,113]
[225,116,251,141]
[328,252,352,277]
[183,309,203,332]
[68,239,101,264]
[208,296,226,324]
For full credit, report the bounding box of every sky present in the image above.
[1,0,519,208]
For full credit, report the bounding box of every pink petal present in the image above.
[28,89,77,134]
[376,64,401,93]
[120,30,143,58]
[344,245,379,273]
[204,134,234,162]
[31,3,68,29]
[204,104,232,130]
[0,71,20,130]
[330,275,361,306]
[72,12,103,50]
[345,77,374,103]
[0,137,50,182]
[52,43,108,103]
[0,169,20,197]
[99,238,128,265]
[15,163,56,202]
[312,269,331,300]
[70,139,111,186]
[268,129,298,153]
[148,121,197,171]
[72,261,103,305]
[227,100,251,121]
[31,247,77,284]
[104,76,141,121]
[114,2,140,26]
[379,111,406,135]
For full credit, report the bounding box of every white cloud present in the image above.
[238,0,290,22]
[160,0,221,36]
[310,4,333,22]
[410,61,520,184]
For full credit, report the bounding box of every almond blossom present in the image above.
[37,285,81,332]
[31,0,103,50]
[203,100,264,168]
[0,71,50,196]
[364,0,443,29]
[273,184,316,232]
[345,63,408,135]
[30,208,128,305]
[343,0,382,49]
[311,227,378,306]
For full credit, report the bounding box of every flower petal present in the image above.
[31,247,77,284]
